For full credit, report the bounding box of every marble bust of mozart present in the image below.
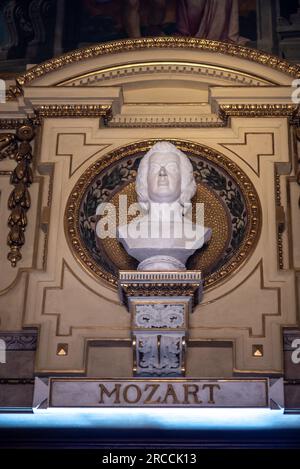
[117,141,212,271]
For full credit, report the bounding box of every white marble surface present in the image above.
[116,141,212,271]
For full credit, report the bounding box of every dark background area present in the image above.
[0,0,299,76]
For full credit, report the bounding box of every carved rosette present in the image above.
[0,123,35,267]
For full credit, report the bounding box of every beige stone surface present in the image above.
[87,344,133,378]
[186,343,233,377]
[0,351,35,378]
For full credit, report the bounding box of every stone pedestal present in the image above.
[118,271,202,377]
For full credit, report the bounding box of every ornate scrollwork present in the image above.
[135,304,185,329]
[0,331,37,350]
[133,333,184,376]
[1,122,36,267]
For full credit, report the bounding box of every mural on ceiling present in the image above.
[0,0,299,71]
[81,0,256,42]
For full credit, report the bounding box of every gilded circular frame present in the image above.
[64,140,262,290]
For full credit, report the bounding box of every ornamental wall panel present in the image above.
[0,38,299,379]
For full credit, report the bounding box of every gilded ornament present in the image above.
[16,124,35,141]
[14,38,300,89]
[219,104,298,120]
[34,104,112,121]
[8,207,27,228]
[0,133,17,159]
[0,121,37,267]
[6,83,23,101]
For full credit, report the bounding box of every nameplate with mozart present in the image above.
[49,378,270,408]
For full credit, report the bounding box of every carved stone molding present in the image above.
[34,104,113,123]
[0,378,34,385]
[0,118,39,129]
[134,304,185,329]
[133,333,186,376]
[0,331,37,350]
[110,104,299,129]
[59,61,273,88]
[219,104,298,120]
[109,115,225,129]
[119,271,202,307]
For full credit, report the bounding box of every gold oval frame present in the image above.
[64,139,262,291]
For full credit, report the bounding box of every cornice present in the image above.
[7,37,300,93]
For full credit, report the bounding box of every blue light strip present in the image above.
[0,408,300,430]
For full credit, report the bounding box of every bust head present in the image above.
[136,142,196,212]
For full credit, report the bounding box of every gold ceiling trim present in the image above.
[64,139,262,291]
[34,104,112,121]
[14,38,300,88]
